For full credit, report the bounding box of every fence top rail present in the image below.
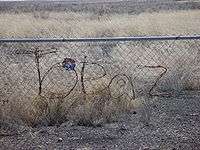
[0,35,200,43]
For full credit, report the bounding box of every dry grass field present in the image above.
[0,10,200,37]
[0,1,200,149]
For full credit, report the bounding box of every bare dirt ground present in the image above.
[1,92,200,150]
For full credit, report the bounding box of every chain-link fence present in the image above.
[1,35,200,107]
[1,35,200,125]
[0,36,200,149]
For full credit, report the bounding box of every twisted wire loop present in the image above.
[107,74,135,101]
[82,62,107,82]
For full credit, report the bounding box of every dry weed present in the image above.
[0,10,199,37]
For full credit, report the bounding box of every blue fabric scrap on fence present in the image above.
[62,58,76,71]
[63,63,76,71]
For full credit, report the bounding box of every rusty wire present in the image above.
[107,74,135,100]
[1,36,200,108]
[143,65,170,97]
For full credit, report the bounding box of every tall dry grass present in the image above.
[0,10,200,38]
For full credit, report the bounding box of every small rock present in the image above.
[60,121,74,128]
[132,111,137,114]
[139,146,150,150]
[57,137,63,143]
[36,129,49,135]
[104,123,120,129]
[190,113,199,116]
[37,145,43,149]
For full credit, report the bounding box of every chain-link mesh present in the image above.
[0,38,200,106]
